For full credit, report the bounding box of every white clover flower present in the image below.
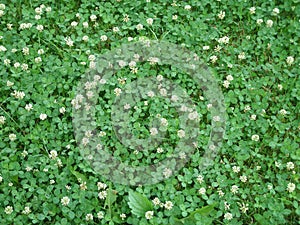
[231,185,239,194]
[82,35,89,42]
[145,211,154,220]
[218,10,225,19]
[97,182,107,190]
[210,55,218,63]
[286,56,294,65]
[13,62,20,68]
[147,91,155,98]
[136,23,143,30]
[59,107,66,114]
[157,147,164,153]
[272,8,280,15]
[120,213,126,220]
[45,7,51,12]
[114,88,122,96]
[124,103,131,110]
[172,15,178,20]
[22,206,31,215]
[123,14,129,22]
[159,88,167,96]
[266,19,273,27]
[163,168,172,178]
[250,114,257,120]
[36,24,43,31]
[177,129,185,138]
[4,59,10,65]
[198,187,206,195]
[203,45,210,50]
[238,52,246,60]
[184,5,191,10]
[197,175,204,184]
[9,134,16,141]
[150,127,158,136]
[82,22,89,28]
[164,201,173,210]
[240,175,247,183]
[22,47,29,55]
[98,190,107,199]
[218,36,230,44]
[12,90,25,99]
[224,201,230,210]
[85,213,93,221]
[226,74,233,81]
[71,21,78,27]
[25,104,33,111]
[64,37,74,47]
[279,109,287,115]
[239,203,249,213]
[61,196,70,206]
[97,211,104,219]
[251,134,259,142]
[232,166,240,173]
[287,183,296,193]
[49,150,58,159]
[21,63,29,71]
[6,80,14,87]
[257,19,263,25]
[217,189,224,197]
[4,206,13,215]
[40,113,47,120]
[35,57,42,63]
[224,212,233,220]
[99,131,106,137]
[0,45,7,52]
[223,80,230,88]
[244,105,251,112]
[286,162,294,170]
[0,4,5,10]
[152,197,160,206]
[90,14,97,21]
[113,26,120,32]
[146,18,153,25]
[249,7,256,14]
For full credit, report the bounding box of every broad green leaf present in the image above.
[254,214,269,225]
[128,190,153,217]
[104,189,117,209]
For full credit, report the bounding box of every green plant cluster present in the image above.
[0,0,299,224]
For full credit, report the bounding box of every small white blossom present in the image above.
[164,201,173,210]
[146,18,153,25]
[266,19,273,28]
[136,23,143,30]
[218,10,225,20]
[40,113,47,120]
[177,129,185,138]
[9,134,16,141]
[231,185,239,194]
[286,162,294,170]
[251,134,260,142]
[120,213,126,220]
[249,7,256,14]
[287,183,296,193]
[257,19,263,25]
[232,166,240,173]
[150,127,158,136]
[286,56,294,65]
[22,206,31,214]
[198,187,206,195]
[224,212,233,220]
[61,196,70,206]
[85,213,93,221]
[4,206,13,215]
[145,211,154,220]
